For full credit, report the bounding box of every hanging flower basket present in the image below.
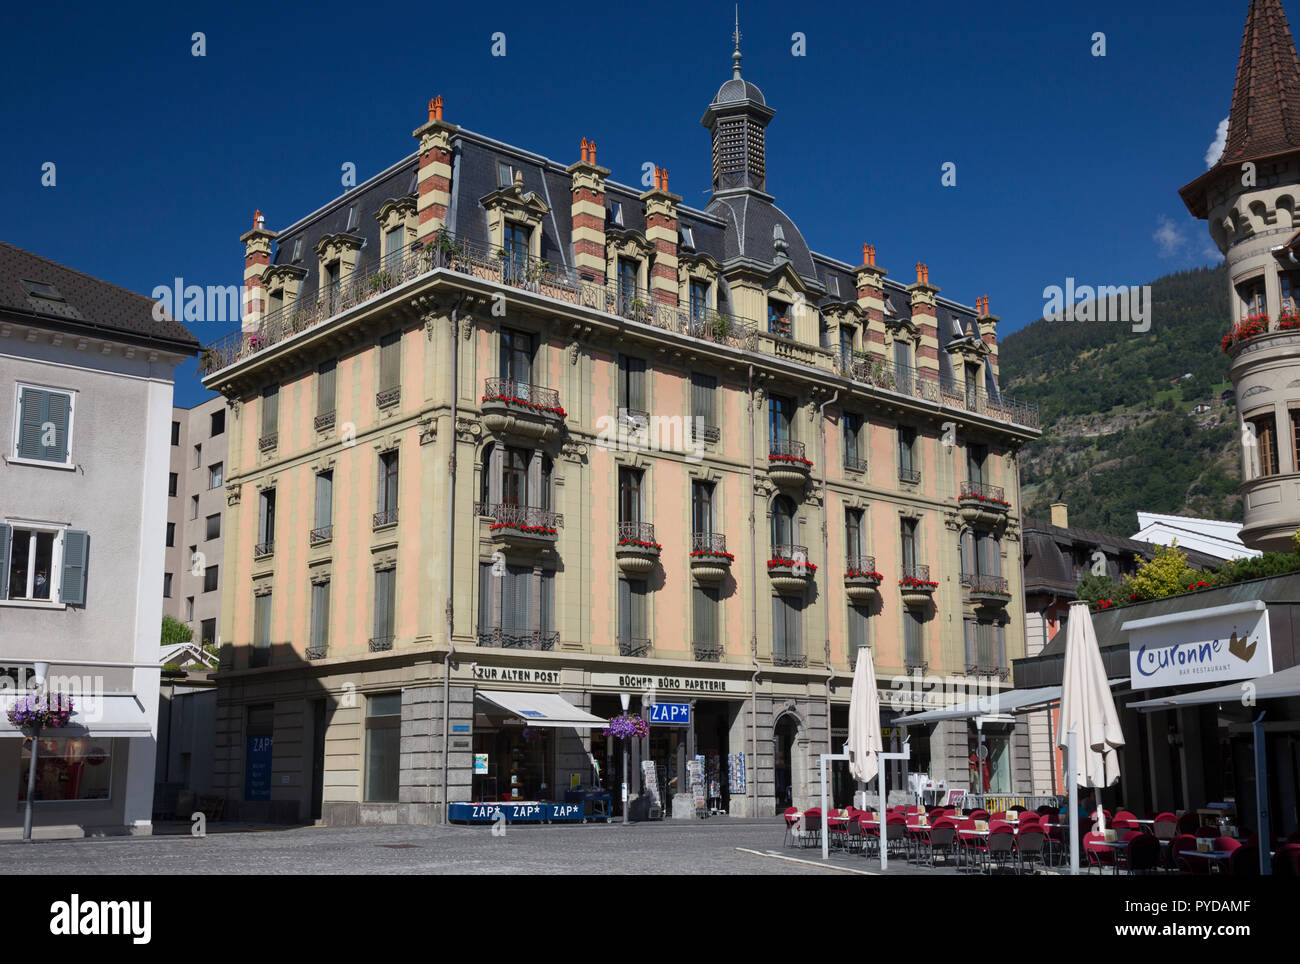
[604,713,649,740]
[7,692,75,730]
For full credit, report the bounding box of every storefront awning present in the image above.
[475,691,608,729]
[1128,663,1300,711]
[895,680,1125,726]
[0,693,153,739]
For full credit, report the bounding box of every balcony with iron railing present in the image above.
[254,540,274,558]
[309,525,333,546]
[769,543,814,594]
[197,229,1036,432]
[618,637,652,658]
[368,635,395,652]
[690,531,732,583]
[773,650,808,668]
[693,641,725,662]
[958,480,1011,527]
[964,573,1011,608]
[844,554,882,602]
[616,521,661,574]
[373,508,399,530]
[306,644,328,660]
[899,565,936,607]
[477,628,559,651]
[476,502,562,548]
[314,411,336,431]
[768,438,812,488]
[481,376,565,441]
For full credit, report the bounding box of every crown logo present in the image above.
[1228,630,1257,663]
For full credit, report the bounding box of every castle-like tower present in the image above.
[1181,0,1300,552]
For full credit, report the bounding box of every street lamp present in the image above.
[620,693,630,825]
[23,661,50,842]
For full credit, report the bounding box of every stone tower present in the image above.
[1181,0,1300,551]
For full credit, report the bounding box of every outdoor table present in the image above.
[1088,839,1132,875]
[1180,849,1236,874]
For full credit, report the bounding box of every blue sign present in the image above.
[245,735,273,801]
[649,702,691,725]
[448,802,588,823]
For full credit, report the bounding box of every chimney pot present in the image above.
[1050,502,1069,529]
[590,141,597,163]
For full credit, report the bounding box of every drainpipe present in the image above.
[441,294,466,823]
[819,389,839,755]
[748,364,759,817]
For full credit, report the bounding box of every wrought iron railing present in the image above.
[966,574,1010,596]
[483,377,561,412]
[770,439,807,460]
[477,628,558,651]
[254,541,274,557]
[309,525,333,546]
[258,433,277,452]
[692,532,728,554]
[960,480,1007,502]
[771,543,810,565]
[368,635,395,652]
[693,642,724,662]
[376,387,401,408]
[618,637,652,658]
[373,508,399,528]
[773,651,807,668]
[846,554,877,576]
[690,421,721,444]
[844,455,868,472]
[901,565,932,584]
[617,521,657,545]
[966,664,1010,681]
[476,502,563,532]
[898,465,921,484]
[306,644,328,660]
[314,411,336,431]
[196,229,1037,431]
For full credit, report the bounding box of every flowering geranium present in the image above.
[7,692,74,730]
[605,713,649,740]
[618,537,662,551]
[490,521,558,536]
[899,576,938,589]
[481,394,567,419]
[769,453,813,467]
[1278,311,1300,331]
[1185,579,1211,591]
[768,557,816,573]
[1095,598,1115,610]
[961,492,1011,507]
[846,569,883,581]
[691,549,735,562]
[1223,313,1270,352]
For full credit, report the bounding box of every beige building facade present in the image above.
[201,54,1039,823]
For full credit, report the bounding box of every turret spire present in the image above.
[732,5,743,79]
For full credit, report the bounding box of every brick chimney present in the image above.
[566,138,611,283]
[977,294,1000,382]
[640,166,681,306]
[854,244,888,359]
[908,262,941,382]
[1050,502,1069,529]
[240,209,276,334]
[412,96,457,245]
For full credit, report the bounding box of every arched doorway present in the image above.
[774,714,799,812]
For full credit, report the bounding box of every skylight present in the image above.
[20,279,65,302]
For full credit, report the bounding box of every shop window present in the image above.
[365,692,401,802]
[19,737,112,802]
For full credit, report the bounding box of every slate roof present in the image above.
[263,69,989,382]
[0,242,199,354]
[1181,0,1300,216]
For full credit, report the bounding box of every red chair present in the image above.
[1273,843,1300,875]
[1114,810,1137,823]
[989,819,1015,834]
[1214,836,1241,854]
[1083,831,1116,875]
[800,807,823,850]
[1176,812,1199,835]
[1015,825,1046,874]
[969,809,989,821]
[783,806,801,847]
[1124,833,1161,875]
[990,811,1008,822]
[957,818,986,872]
[1231,845,1260,875]
[1194,825,1219,838]
[1151,813,1177,840]
[1111,817,1138,830]
[1017,812,1040,826]
[1171,834,1207,875]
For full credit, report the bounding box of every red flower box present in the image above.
[481,394,567,420]
[768,453,813,467]
[767,557,816,573]
[489,521,558,536]
[690,549,735,562]
[618,538,662,551]
[899,576,938,589]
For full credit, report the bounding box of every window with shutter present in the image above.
[478,562,494,634]
[541,571,555,635]
[0,523,11,599]
[693,585,718,646]
[373,568,396,641]
[619,356,646,414]
[961,530,976,581]
[310,582,331,653]
[315,472,333,530]
[15,385,73,464]
[260,385,278,437]
[848,604,869,663]
[691,373,716,429]
[317,360,337,417]
[59,530,88,605]
[379,332,401,391]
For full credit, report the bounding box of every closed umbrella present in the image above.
[848,645,882,786]
[1058,600,1124,873]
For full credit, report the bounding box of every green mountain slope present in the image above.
[998,264,1241,532]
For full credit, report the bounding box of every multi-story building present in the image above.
[1182,0,1300,552]
[163,396,229,647]
[0,242,198,838]
[200,39,1040,824]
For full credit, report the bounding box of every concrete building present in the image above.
[163,396,230,646]
[0,241,198,838]
[1131,510,1260,562]
[1181,0,1300,552]
[199,34,1041,824]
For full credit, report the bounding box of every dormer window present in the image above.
[610,201,625,227]
[680,225,695,249]
[291,238,303,262]
[826,274,840,297]
[497,161,514,187]
[768,299,791,338]
[345,205,358,232]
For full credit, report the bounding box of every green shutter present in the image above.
[0,524,10,599]
[44,392,69,462]
[18,388,69,462]
[60,530,88,605]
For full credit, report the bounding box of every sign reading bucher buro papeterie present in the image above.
[590,672,746,693]
[1124,603,1274,691]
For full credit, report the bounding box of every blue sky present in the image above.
[1,0,1251,406]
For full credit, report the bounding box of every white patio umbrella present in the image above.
[1057,600,1125,873]
[848,645,882,787]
